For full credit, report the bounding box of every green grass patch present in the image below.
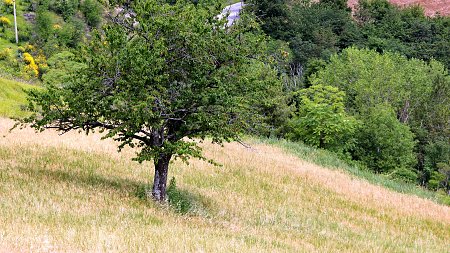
[0,77,39,118]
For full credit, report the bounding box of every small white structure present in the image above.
[218,2,244,27]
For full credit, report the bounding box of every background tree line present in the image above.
[247,0,450,195]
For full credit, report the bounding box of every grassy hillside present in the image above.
[0,78,38,118]
[0,118,449,252]
[258,138,450,205]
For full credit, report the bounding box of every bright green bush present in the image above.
[287,84,358,153]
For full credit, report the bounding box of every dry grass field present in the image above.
[0,118,449,252]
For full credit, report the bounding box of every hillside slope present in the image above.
[0,78,38,118]
[0,118,449,252]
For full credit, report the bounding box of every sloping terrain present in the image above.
[0,118,449,252]
[348,0,450,16]
[0,78,39,118]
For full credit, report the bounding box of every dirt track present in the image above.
[348,0,450,16]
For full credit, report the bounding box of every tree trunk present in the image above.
[152,153,172,201]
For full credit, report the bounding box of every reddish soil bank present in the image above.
[348,0,450,16]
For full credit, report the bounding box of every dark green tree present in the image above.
[23,0,280,201]
[352,106,417,176]
[355,0,450,70]
[249,0,360,79]
[247,0,291,40]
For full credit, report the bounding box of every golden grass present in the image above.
[0,118,449,252]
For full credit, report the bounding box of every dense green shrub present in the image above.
[57,17,85,47]
[35,9,52,43]
[241,61,290,137]
[247,0,291,40]
[288,2,359,65]
[312,47,449,183]
[80,0,102,27]
[42,50,86,86]
[50,0,79,20]
[355,0,450,69]
[249,0,360,67]
[352,106,416,175]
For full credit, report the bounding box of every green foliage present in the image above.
[311,47,430,115]
[352,106,416,175]
[80,0,102,27]
[24,0,279,178]
[50,0,80,20]
[56,17,85,48]
[320,0,349,11]
[428,170,445,191]
[42,50,85,86]
[288,2,359,65]
[0,47,13,60]
[251,0,450,79]
[0,47,21,77]
[240,61,290,137]
[287,84,357,153]
[33,6,86,56]
[35,9,53,43]
[311,47,449,134]
[425,140,450,192]
[355,0,450,69]
[247,0,290,40]
[303,58,326,88]
[424,138,450,172]
[312,47,449,184]
[436,163,450,192]
[391,167,418,184]
[249,0,359,67]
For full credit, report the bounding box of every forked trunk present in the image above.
[152,153,172,201]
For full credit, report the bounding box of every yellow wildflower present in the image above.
[3,0,13,6]
[0,16,12,26]
[23,53,39,77]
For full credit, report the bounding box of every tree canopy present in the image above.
[23,0,281,201]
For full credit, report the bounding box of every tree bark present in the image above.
[152,153,172,201]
